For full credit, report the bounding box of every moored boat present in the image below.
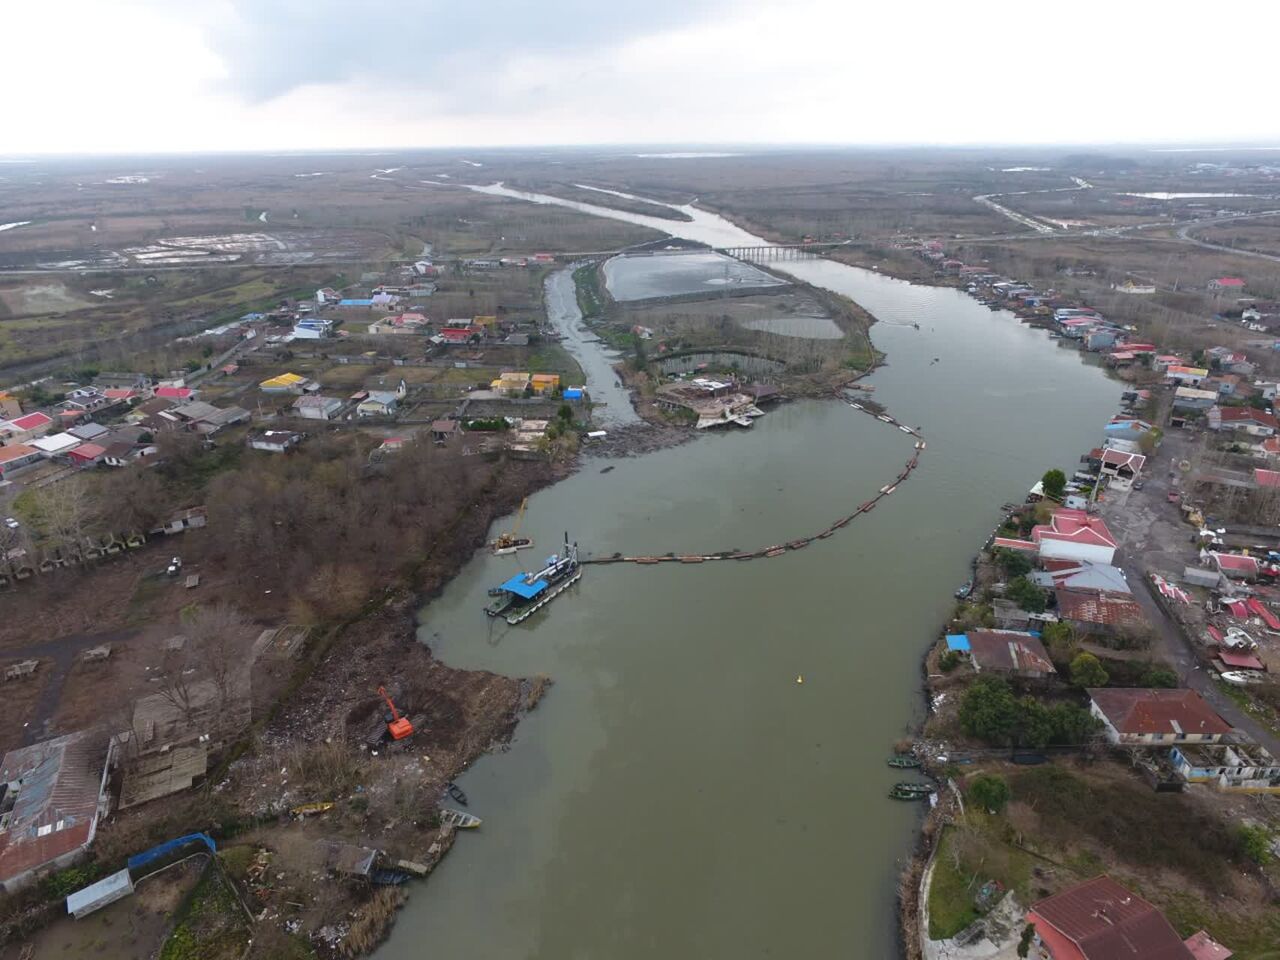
[440,808,482,829]
[955,580,973,599]
[445,781,468,806]
[887,755,921,769]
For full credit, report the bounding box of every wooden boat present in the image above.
[765,547,785,558]
[887,755,921,769]
[444,781,468,806]
[954,580,973,599]
[290,801,335,818]
[439,808,482,829]
[891,781,933,795]
[889,783,933,801]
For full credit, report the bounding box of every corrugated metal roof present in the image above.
[1029,876,1195,960]
[0,731,111,886]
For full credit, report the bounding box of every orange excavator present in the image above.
[378,686,414,741]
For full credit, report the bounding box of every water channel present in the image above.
[376,189,1123,959]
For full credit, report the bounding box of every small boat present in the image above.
[439,808,482,829]
[889,786,931,801]
[889,783,933,801]
[600,466,615,474]
[444,781,468,806]
[954,580,973,599]
[887,755,921,769]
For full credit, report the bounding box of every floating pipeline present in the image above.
[581,391,925,567]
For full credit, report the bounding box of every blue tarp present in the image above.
[127,833,216,873]
[339,298,373,306]
[945,634,970,653]
[500,574,548,599]
[563,388,584,400]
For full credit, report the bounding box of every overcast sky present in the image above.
[5,0,1279,155]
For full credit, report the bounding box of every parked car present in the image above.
[166,556,183,576]
[3,517,18,530]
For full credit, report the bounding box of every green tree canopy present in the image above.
[994,547,1033,577]
[1007,576,1047,613]
[1069,652,1110,688]
[1041,469,1067,500]
[968,774,1011,814]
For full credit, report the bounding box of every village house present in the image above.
[154,385,196,402]
[259,372,315,395]
[530,373,561,395]
[1034,561,1131,595]
[490,371,532,395]
[1055,587,1146,636]
[1209,551,1260,580]
[1026,875,1208,960]
[291,317,334,340]
[1166,365,1209,386]
[292,395,344,420]
[0,731,116,892]
[315,287,341,305]
[1172,386,1218,412]
[246,429,304,453]
[1088,688,1232,746]
[964,630,1056,679]
[1102,416,1153,444]
[1207,405,1278,437]
[0,443,42,479]
[357,379,406,417]
[1099,448,1146,485]
[1170,742,1280,792]
[1032,508,1117,565]
[430,419,459,443]
[30,432,82,460]
[0,411,54,445]
[368,312,429,335]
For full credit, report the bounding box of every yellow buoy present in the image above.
[796,675,804,684]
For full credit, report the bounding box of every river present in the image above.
[376,189,1122,958]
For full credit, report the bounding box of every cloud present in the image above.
[208,0,730,102]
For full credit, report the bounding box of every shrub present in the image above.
[969,774,1011,814]
[994,548,1033,577]
[939,650,962,673]
[1069,652,1109,688]
[1237,824,1273,865]
[1007,576,1047,613]
[1140,666,1178,688]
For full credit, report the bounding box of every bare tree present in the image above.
[29,476,95,558]
[184,602,251,713]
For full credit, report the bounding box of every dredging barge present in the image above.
[485,534,581,624]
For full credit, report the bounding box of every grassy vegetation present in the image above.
[928,829,980,939]
[159,866,249,960]
[928,812,1038,940]
[525,343,586,385]
[1161,892,1280,960]
[573,263,605,317]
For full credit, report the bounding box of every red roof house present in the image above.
[1183,930,1233,960]
[154,386,195,401]
[1210,552,1260,579]
[1056,588,1146,634]
[1088,688,1232,745]
[67,443,106,466]
[1210,406,1278,435]
[0,732,115,893]
[1,411,54,442]
[1027,876,1196,960]
[1033,508,1118,564]
[1209,277,1246,290]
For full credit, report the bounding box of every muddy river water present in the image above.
[376,190,1122,958]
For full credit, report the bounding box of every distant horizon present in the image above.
[5,141,1280,163]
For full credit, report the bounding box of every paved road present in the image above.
[1101,425,1280,755]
